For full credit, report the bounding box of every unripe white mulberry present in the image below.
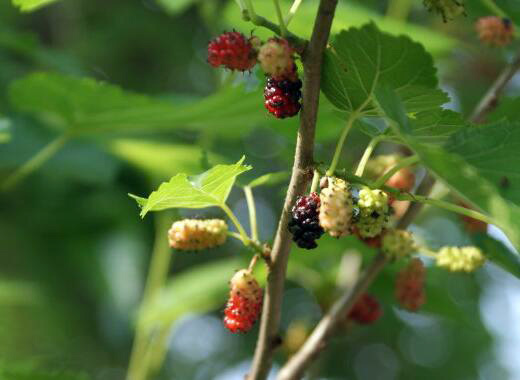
[167,219,227,251]
[356,188,389,238]
[382,229,415,259]
[258,38,294,79]
[436,246,485,272]
[423,0,465,22]
[319,177,353,238]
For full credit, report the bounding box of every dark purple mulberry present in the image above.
[288,192,324,249]
[264,75,302,119]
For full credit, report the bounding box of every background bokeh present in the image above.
[1,0,520,379]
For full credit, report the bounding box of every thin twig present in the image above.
[247,1,339,379]
[277,254,388,380]
[470,49,520,123]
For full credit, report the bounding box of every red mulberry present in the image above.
[348,293,382,325]
[223,269,263,333]
[476,17,514,47]
[395,258,426,312]
[207,31,258,71]
[264,75,302,119]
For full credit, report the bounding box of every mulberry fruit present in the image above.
[168,219,227,251]
[288,192,324,249]
[423,0,465,22]
[457,201,487,233]
[223,269,263,333]
[395,258,426,312]
[258,37,294,79]
[382,229,415,259]
[207,31,258,71]
[356,188,389,238]
[348,293,382,325]
[436,246,485,272]
[319,177,353,238]
[264,74,302,119]
[476,16,514,47]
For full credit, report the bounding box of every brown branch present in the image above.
[246,1,339,379]
[470,50,520,123]
[277,253,388,380]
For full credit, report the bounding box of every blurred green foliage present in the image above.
[1,0,520,379]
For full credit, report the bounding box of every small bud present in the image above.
[382,229,415,259]
[355,188,389,238]
[436,246,485,272]
[423,0,465,22]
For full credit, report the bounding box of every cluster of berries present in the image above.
[208,32,302,119]
[435,246,485,272]
[223,269,263,333]
[288,176,406,251]
[476,16,515,47]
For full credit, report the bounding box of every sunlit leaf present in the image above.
[247,171,289,188]
[11,0,62,12]
[131,157,252,217]
[322,23,448,115]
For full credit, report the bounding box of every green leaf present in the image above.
[133,157,252,217]
[472,233,520,279]
[108,139,224,181]
[487,96,520,123]
[11,0,61,12]
[0,118,11,144]
[321,23,448,115]
[139,257,242,330]
[156,0,198,14]
[375,88,520,250]
[247,171,289,188]
[8,72,296,136]
[0,364,89,380]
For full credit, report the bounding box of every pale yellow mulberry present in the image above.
[167,219,227,251]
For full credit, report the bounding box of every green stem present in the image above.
[354,137,380,177]
[385,0,413,20]
[221,203,250,245]
[326,112,359,176]
[273,0,288,36]
[373,155,418,188]
[1,133,69,192]
[481,0,508,18]
[244,186,259,242]
[127,212,174,380]
[418,246,437,258]
[310,169,320,193]
[241,2,306,51]
[285,0,303,25]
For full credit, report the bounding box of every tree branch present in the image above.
[470,49,520,123]
[247,1,339,379]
